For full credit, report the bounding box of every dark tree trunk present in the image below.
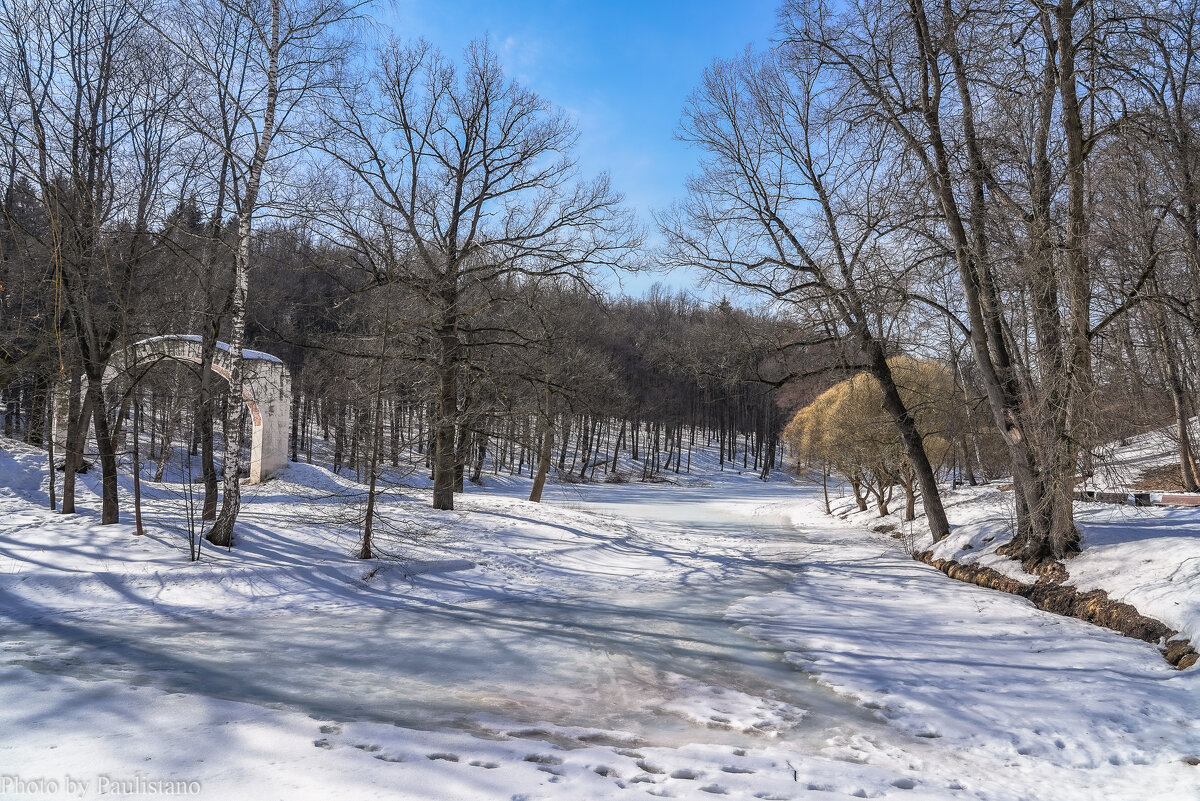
[46,386,56,511]
[865,345,950,541]
[86,371,120,525]
[290,382,299,462]
[132,396,144,535]
[433,307,459,510]
[27,370,47,445]
[61,370,87,516]
[454,422,468,493]
[529,388,554,503]
[199,324,220,521]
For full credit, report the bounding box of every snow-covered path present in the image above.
[1,475,876,744]
[2,448,1199,799]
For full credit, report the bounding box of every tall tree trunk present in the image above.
[46,385,56,511]
[1153,288,1200,491]
[199,325,220,521]
[27,369,47,445]
[471,433,487,483]
[207,0,281,547]
[206,240,250,546]
[861,338,951,541]
[390,400,400,467]
[290,382,299,462]
[612,418,625,471]
[894,0,1073,562]
[78,359,121,525]
[821,463,830,514]
[432,293,459,511]
[529,386,554,503]
[154,403,174,483]
[454,421,469,493]
[359,320,389,559]
[132,395,144,535]
[331,404,344,473]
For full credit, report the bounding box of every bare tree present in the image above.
[1112,0,1200,481]
[662,49,952,541]
[0,0,183,522]
[781,0,1133,565]
[153,0,357,545]
[316,38,638,510]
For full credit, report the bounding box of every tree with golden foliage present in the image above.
[785,358,959,521]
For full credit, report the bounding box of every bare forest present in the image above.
[2,0,1200,572]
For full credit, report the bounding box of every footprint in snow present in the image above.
[427,753,460,762]
[318,724,342,735]
[509,728,553,739]
[469,760,499,769]
[700,784,728,795]
[522,753,563,766]
[670,769,699,780]
[577,732,641,748]
[636,760,665,774]
[892,778,917,790]
[720,766,754,774]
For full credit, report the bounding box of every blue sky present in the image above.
[382,0,781,295]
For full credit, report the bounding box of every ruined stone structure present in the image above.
[53,335,291,484]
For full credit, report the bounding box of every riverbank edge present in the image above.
[912,550,1198,669]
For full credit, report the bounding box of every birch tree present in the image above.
[155,0,355,545]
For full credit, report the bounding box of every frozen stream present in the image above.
[0,479,879,750]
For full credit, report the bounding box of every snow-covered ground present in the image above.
[847,430,1200,649]
[1085,420,1198,492]
[2,439,1199,800]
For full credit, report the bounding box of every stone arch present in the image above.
[53,335,292,484]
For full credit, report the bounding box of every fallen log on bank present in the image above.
[913,551,1198,669]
